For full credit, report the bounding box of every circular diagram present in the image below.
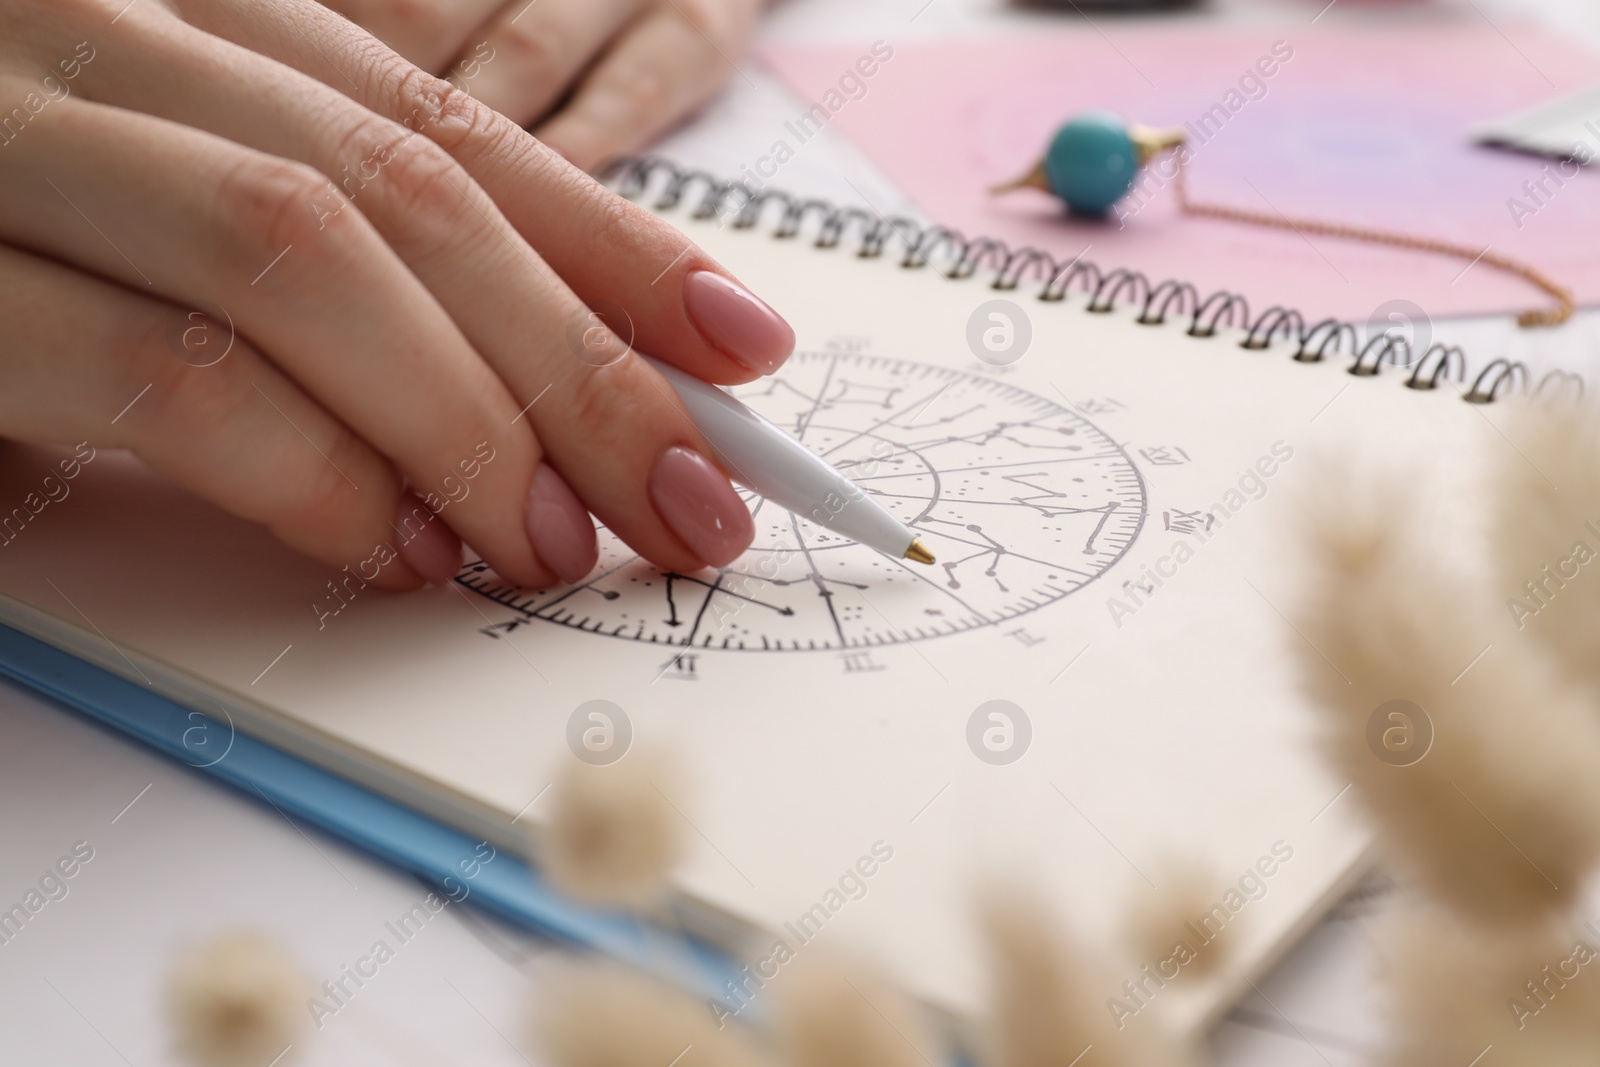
[460,351,1146,650]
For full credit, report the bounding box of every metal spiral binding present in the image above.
[605,157,1579,405]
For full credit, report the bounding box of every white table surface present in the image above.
[3,0,1597,1062]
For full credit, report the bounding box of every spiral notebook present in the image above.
[0,161,1523,1042]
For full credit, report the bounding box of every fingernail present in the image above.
[648,446,754,568]
[682,270,795,374]
[525,463,598,584]
[393,493,462,586]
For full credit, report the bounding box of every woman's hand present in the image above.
[0,0,791,590]
[319,0,765,171]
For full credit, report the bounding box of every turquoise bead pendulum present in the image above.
[992,112,1186,216]
[986,111,1574,325]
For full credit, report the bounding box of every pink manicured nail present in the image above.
[682,270,795,374]
[525,463,598,584]
[648,447,754,568]
[392,493,462,586]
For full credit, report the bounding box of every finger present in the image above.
[451,0,645,126]
[0,91,554,586]
[0,241,458,590]
[533,5,747,172]
[181,0,794,388]
[96,8,756,570]
[317,0,503,75]
[525,460,599,583]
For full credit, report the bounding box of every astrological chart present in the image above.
[460,350,1146,651]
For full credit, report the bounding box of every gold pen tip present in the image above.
[904,538,936,565]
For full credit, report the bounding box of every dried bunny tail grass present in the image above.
[1292,461,1600,921]
[770,951,941,1067]
[166,931,311,1067]
[534,961,768,1067]
[978,884,1188,1067]
[1488,395,1600,698]
[1306,466,1398,576]
[541,745,686,907]
[1377,891,1600,1067]
[1122,860,1234,981]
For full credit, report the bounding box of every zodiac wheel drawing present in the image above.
[460,351,1147,651]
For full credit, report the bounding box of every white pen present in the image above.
[643,357,935,565]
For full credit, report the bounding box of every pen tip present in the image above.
[905,539,936,565]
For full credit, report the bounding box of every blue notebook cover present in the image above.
[0,620,745,1012]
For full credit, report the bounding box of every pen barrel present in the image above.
[644,358,916,558]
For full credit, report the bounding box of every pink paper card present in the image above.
[759,20,1600,325]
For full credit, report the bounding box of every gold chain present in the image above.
[1167,154,1574,327]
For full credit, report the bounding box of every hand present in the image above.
[319,0,765,172]
[0,0,792,591]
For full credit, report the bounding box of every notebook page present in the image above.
[0,194,1493,1040]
